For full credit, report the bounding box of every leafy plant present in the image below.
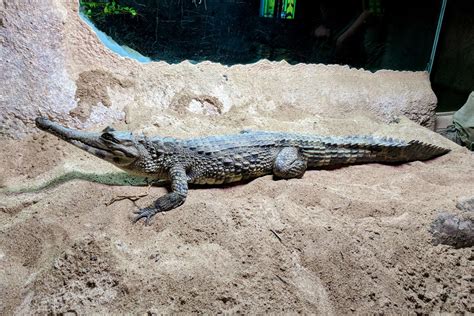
[80,0,138,21]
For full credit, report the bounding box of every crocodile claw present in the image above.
[133,207,158,225]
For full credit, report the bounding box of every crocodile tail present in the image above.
[392,140,450,162]
[358,138,450,164]
[303,136,450,167]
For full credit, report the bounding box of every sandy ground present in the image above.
[0,117,473,314]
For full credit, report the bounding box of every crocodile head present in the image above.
[35,117,140,167]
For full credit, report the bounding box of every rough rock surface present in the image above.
[430,196,474,249]
[1,0,473,315]
[1,1,438,139]
[430,212,473,248]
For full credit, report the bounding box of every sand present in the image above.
[0,116,473,314]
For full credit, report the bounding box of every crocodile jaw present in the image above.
[35,117,136,165]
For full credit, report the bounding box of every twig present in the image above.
[276,274,289,285]
[106,184,152,206]
[270,229,283,243]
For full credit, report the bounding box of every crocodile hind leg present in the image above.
[133,165,188,224]
[273,147,308,179]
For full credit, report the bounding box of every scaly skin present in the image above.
[35,117,450,224]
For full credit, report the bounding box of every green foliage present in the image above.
[80,0,138,21]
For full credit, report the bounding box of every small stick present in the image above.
[270,229,283,243]
[106,184,153,206]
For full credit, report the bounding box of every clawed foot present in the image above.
[133,207,159,225]
[131,187,187,225]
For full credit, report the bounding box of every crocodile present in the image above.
[35,117,450,224]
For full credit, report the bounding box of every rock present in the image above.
[430,212,474,248]
[456,196,474,212]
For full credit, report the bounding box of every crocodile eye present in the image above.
[101,132,117,142]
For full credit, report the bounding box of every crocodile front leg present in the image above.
[133,165,188,224]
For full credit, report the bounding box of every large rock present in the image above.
[1,0,437,139]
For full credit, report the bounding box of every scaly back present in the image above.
[172,131,450,168]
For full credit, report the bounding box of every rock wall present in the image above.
[0,0,438,138]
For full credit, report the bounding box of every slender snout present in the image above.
[35,117,112,159]
[35,117,99,141]
[35,117,139,166]
[35,117,51,130]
